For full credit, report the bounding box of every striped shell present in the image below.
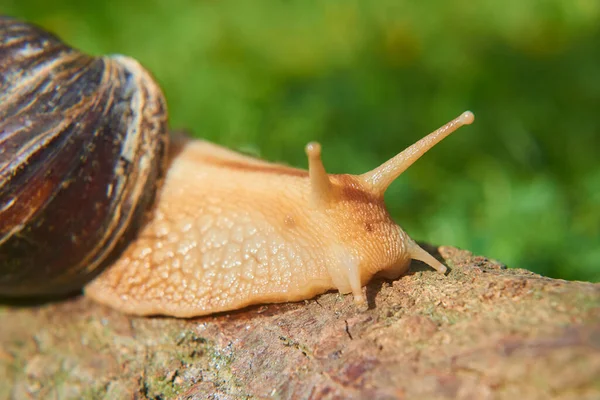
[0,16,169,296]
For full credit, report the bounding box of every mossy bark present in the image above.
[1,246,599,399]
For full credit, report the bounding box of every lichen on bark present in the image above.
[1,246,599,399]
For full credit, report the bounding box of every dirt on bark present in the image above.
[1,246,599,400]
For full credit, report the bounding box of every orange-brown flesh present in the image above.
[85,139,376,317]
[85,111,474,317]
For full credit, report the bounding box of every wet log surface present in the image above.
[1,246,599,399]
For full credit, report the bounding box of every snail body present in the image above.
[0,17,475,317]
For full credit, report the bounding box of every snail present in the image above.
[0,17,475,318]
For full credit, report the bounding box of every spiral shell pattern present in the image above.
[0,16,168,296]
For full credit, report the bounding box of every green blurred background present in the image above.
[3,0,599,281]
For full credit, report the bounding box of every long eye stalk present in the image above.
[360,111,474,196]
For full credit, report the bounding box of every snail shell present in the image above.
[0,16,168,296]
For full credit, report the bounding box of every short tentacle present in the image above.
[408,240,447,274]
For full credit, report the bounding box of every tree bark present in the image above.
[1,246,599,399]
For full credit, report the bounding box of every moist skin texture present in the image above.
[85,139,407,317]
[85,112,474,317]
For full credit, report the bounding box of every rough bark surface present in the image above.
[1,246,599,400]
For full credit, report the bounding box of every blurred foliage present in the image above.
[3,0,599,281]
